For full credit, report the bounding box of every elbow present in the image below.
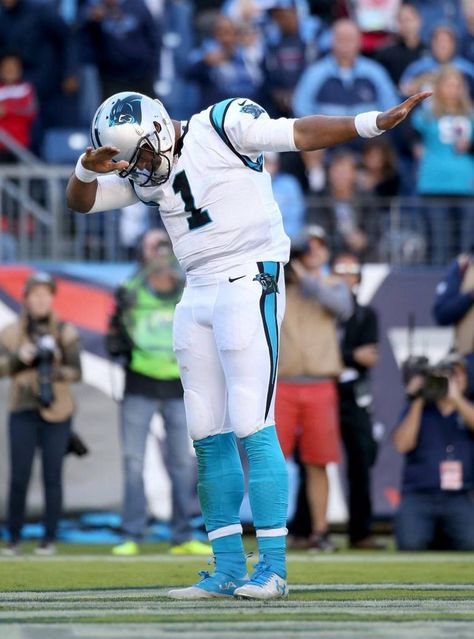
[66,193,91,214]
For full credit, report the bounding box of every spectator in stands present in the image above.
[157,0,197,120]
[307,150,372,260]
[0,51,36,162]
[351,0,400,55]
[333,253,385,550]
[265,151,305,240]
[400,24,474,98]
[292,19,398,118]
[106,230,211,556]
[461,0,474,65]
[81,0,160,100]
[0,217,17,260]
[408,0,463,43]
[0,0,79,147]
[375,2,426,86]
[261,0,319,117]
[433,253,474,356]
[0,272,82,556]
[276,225,352,551]
[411,66,474,264]
[300,148,326,192]
[357,138,401,197]
[187,14,262,111]
[392,353,474,551]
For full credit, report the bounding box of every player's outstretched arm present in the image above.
[293,92,431,151]
[66,146,129,213]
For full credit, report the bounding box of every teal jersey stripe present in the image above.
[209,99,263,172]
[258,261,280,418]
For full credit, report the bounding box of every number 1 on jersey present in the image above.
[172,171,212,230]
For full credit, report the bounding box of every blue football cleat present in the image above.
[234,560,288,600]
[168,570,249,599]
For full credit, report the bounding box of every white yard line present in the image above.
[1,583,474,602]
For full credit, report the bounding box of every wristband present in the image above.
[354,111,384,138]
[74,154,99,183]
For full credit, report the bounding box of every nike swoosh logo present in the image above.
[238,100,247,106]
[228,275,246,283]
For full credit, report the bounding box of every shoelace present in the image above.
[197,570,212,582]
[248,560,272,586]
[196,551,253,583]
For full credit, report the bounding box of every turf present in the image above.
[0,544,473,636]
[1,546,473,591]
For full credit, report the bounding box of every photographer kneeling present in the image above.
[392,354,474,551]
[0,272,82,555]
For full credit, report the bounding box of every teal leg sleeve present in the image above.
[241,425,288,578]
[193,432,246,578]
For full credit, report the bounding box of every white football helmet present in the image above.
[91,92,175,187]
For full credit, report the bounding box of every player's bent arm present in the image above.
[66,175,98,213]
[66,146,134,213]
[66,173,138,213]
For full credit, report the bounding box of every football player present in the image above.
[66,90,430,600]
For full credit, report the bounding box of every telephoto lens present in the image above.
[36,334,56,408]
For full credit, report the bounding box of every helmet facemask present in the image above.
[118,125,173,187]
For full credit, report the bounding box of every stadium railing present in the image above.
[0,156,472,264]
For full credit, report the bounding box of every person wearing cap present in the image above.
[332,253,384,550]
[106,230,211,557]
[0,272,82,556]
[392,353,474,550]
[275,226,353,551]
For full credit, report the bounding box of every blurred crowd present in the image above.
[1,0,474,264]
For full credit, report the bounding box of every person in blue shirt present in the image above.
[411,65,474,264]
[292,19,399,119]
[186,14,262,111]
[392,353,474,551]
[261,1,318,118]
[433,253,474,356]
[400,23,474,97]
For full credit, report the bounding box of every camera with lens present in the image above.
[105,286,136,358]
[34,334,56,408]
[402,355,452,403]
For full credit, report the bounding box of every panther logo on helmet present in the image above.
[109,94,143,127]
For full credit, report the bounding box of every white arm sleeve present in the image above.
[87,173,139,214]
[219,99,297,160]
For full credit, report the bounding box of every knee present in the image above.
[396,536,429,551]
[123,452,145,478]
[183,389,217,440]
[395,516,430,551]
[228,380,263,438]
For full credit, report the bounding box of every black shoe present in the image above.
[287,535,310,550]
[308,531,337,552]
[350,536,387,550]
[34,541,56,556]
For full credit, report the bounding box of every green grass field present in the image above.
[1,543,473,638]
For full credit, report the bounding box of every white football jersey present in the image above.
[90,98,297,275]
